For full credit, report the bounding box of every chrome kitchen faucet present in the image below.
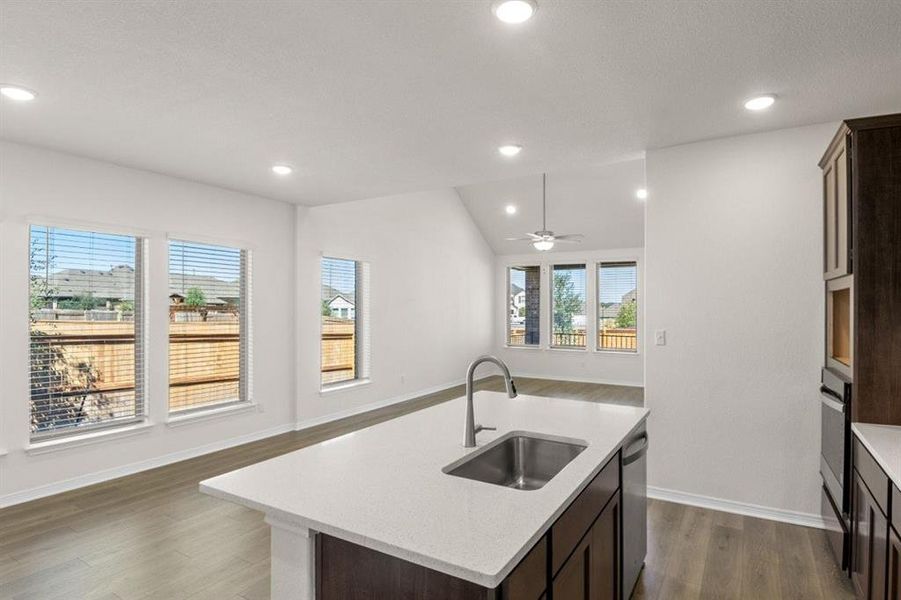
[463,355,517,448]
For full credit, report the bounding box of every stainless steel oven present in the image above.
[819,367,852,571]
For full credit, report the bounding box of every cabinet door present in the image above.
[552,494,621,600]
[591,493,620,600]
[553,530,590,600]
[889,526,901,600]
[852,471,888,599]
[824,136,851,280]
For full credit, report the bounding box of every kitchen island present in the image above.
[200,391,649,599]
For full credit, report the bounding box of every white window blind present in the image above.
[29,225,145,439]
[598,262,638,352]
[507,266,541,346]
[321,257,369,388]
[551,264,587,348]
[168,239,250,413]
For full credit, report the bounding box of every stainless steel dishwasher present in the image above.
[622,423,648,599]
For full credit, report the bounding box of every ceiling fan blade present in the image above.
[553,234,584,241]
[504,236,537,242]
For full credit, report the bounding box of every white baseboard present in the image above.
[648,485,825,530]
[513,372,644,388]
[295,376,486,431]
[0,422,295,509]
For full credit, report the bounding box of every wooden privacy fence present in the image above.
[30,313,241,416]
[321,318,355,385]
[508,327,637,350]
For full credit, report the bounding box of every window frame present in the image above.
[27,222,149,442]
[505,264,542,349]
[166,237,252,416]
[596,260,640,354]
[319,255,370,393]
[549,262,588,351]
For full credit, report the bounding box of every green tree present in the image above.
[321,299,332,317]
[615,300,637,329]
[185,287,206,307]
[553,271,582,334]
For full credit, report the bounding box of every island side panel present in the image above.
[316,534,497,600]
[265,515,317,600]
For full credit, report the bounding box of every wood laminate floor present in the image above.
[0,378,853,599]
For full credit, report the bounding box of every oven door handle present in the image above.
[820,387,846,413]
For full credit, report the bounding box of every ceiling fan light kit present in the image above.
[506,173,584,252]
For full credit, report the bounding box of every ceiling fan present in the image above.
[506,173,584,251]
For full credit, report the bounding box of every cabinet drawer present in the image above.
[551,452,619,575]
[855,438,889,514]
[501,536,547,600]
[893,484,901,534]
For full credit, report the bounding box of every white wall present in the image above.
[494,248,644,387]
[0,141,297,506]
[295,189,495,424]
[644,122,838,521]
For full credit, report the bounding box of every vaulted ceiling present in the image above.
[1,1,899,205]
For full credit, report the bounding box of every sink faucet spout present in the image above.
[463,355,517,448]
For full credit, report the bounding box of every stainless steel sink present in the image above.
[443,431,588,490]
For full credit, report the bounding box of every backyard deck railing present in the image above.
[508,327,638,351]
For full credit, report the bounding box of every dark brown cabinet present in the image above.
[552,493,621,600]
[317,452,626,600]
[851,471,887,599]
[888,526,901,600]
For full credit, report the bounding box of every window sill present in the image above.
[549,346,589,353]
[26,421,154,456]
[594,349,641,356]
[504,344,543,350]
[166,401,258,427]
[320,378,372,395]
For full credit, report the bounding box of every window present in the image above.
[168,239,250,413]
[321,257,369,388]
[598,262,638,352]
[29,225,145,439]
[507,266,540,346]
[551,264,587,348]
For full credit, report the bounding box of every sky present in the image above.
[30,225,241,281]
[321,257,356,297]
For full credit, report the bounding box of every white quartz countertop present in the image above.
[853,422,901,490]
[200,391,649,588]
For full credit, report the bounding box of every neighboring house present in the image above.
[509,283,525,324]
[36,265,240,307]
[322,284,356,320]
[44,265,136,306]
[599,288,638,325]
[326,294,355,320]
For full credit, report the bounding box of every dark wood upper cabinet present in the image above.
[820,127,851,281]
[820,113,901,424]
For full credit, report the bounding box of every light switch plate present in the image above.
[655,330,667,346]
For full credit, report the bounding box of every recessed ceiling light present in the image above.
[0,85,37,101]
[505,204,517,215]
[498,144,523,157]
[271,164,293,176]
[744,95,776,111]
[492,0,537,24]
[636,188,648,200]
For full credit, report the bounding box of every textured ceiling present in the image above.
[1,0,899,205]
[457,158,645,254]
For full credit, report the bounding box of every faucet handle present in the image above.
[474,424,497,434]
